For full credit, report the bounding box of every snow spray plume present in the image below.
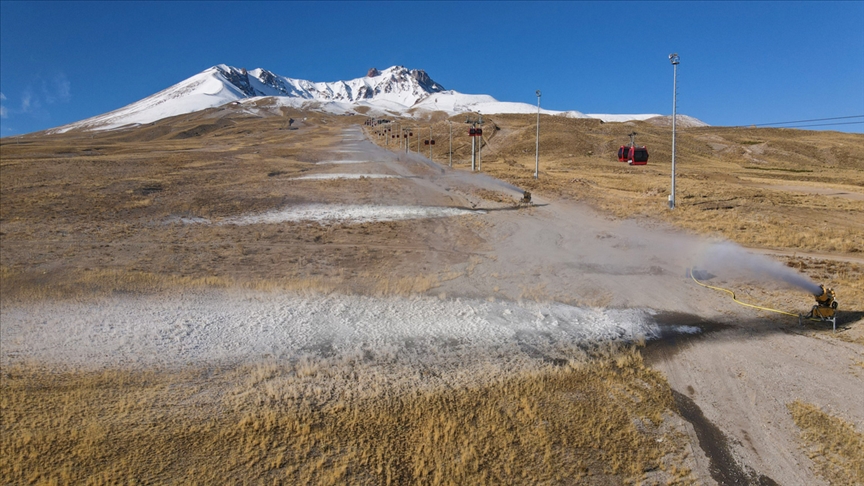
[698,242,822,294]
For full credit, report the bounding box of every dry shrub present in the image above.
[787,400,864,485]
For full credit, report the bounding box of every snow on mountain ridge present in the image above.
[234,64,445,105]
[52,65,704,133]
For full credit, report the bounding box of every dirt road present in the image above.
[648,319,864,485]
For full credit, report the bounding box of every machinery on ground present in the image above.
[807,285,838,330]
[689,268,841,332]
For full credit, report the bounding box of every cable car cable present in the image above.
[763,121,864,129]
[747,114,863,127]
[679,117,863,131]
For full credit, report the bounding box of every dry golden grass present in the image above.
[369,115,864,311]
[4,109,861,303]
[393,115,863,258]
[1,113,483,301]
[2,107,861,484]
[0,266,344,302]
[787,400,864,485]
[1,346,696,485]
[0,265,472,304]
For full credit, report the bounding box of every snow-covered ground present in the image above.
[217,204,483,225]
[291,173,398,180]
[0,291,660,370]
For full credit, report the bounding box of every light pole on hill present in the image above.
[535,90,541,179]
[447,121,452,167]
[669,53,679,209]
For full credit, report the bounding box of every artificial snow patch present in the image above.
[292,174,398,180]
[218,204,483,225]
[164,215,212,225]
[1,291,658,370]
[317,160,374,165]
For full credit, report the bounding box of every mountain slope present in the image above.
[52,65,705,132]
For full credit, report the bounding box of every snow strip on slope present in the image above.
[292,174,398,180]
[1,291,659,370]
[218,204,483,225]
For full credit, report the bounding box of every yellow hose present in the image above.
[689,269,813,319]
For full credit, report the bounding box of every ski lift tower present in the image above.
[466,116,484,171]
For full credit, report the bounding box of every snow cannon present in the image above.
[807,285,838,330]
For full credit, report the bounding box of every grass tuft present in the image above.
[787,400,864,485]
[1,347,693,484]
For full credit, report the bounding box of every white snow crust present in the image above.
[291,174,398,180]
[317,160,373,165]
[217,204,483,226]
[587,113,662,123]
[1,291,659,370]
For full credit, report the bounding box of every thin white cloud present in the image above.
[21,90,32,112]
[43,73,71,104]
[3,73,69,122]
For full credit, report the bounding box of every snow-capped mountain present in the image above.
[53,65,705,132]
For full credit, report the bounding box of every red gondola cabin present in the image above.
[628,146,649,165]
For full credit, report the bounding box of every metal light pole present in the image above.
[471,125,476,171]
[429,126,433,160]
[669,53,679,209]
[535,90,541,179]
[448,121,452,167]
[477,119,481,172]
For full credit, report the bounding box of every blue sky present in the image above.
[1,1,862,136]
